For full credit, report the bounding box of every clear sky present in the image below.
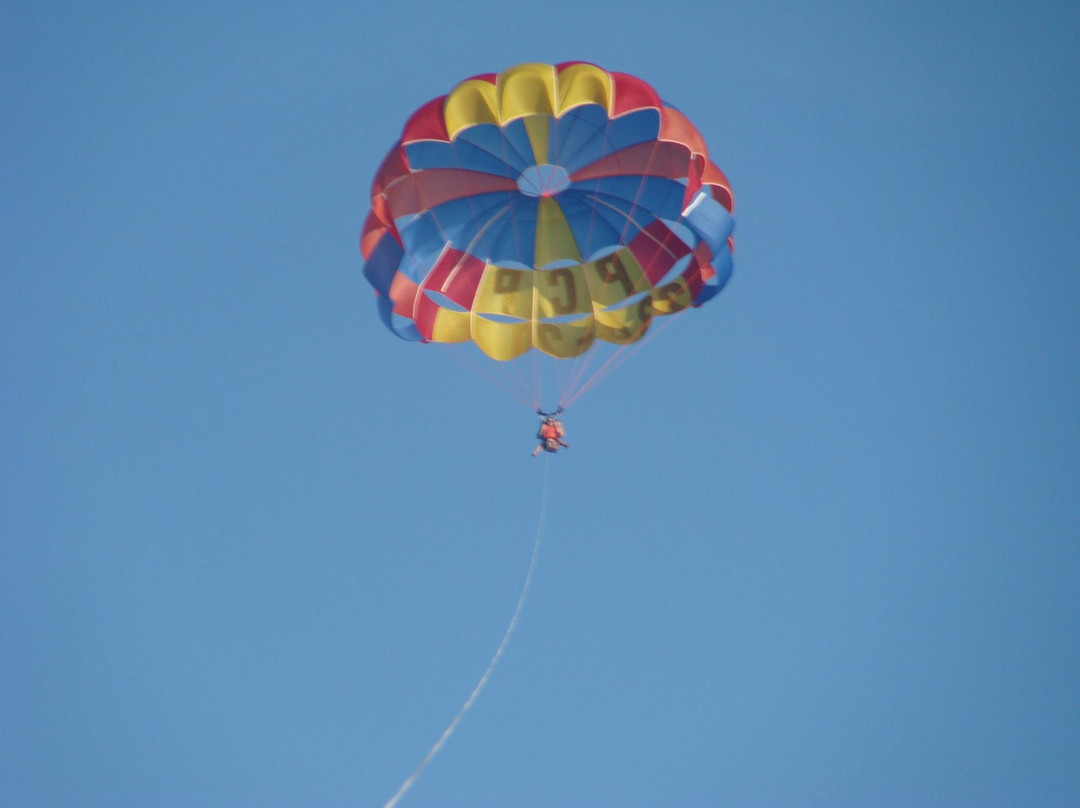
[3,2,1079,807]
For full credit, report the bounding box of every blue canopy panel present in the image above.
[568,176,687,241]
[552,107,662,175]
[362,233,404,297]
[546,192,625,261]
[396,193,541,267]
[404,137,514,177]
[693,244,733,306]
[375,290,422,341]
[394,191,513,268]
[404,120,534,177]
[547,104,610,173]
[465,195,539,266]
[681,190,736,258]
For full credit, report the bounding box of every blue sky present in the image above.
[3,2,1079,807]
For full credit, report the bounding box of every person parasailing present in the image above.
[531,408,569,456]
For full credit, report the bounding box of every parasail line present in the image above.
[441,344,534,408]
[562,313,678,409]
[379,456,551,808]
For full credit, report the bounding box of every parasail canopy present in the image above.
[361,62,735,406]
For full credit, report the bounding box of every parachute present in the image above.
[361,64,737,805]
[361,62,735,409]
